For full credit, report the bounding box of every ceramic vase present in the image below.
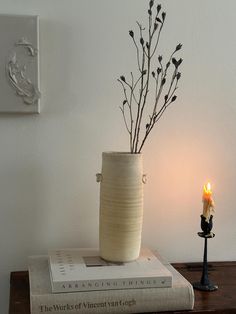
[97,152,146,262]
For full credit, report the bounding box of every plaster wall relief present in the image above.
[0,15,40,113]
[6,37,40,106]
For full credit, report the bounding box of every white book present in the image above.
[48,248,172,293]
[29,255,194,314]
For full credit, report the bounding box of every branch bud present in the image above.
[158,55,163,62]
[149,0,154,8]
[152,71,155,78]
[157,67,162,74]
[129,30,134,38]
[120,76,126,82]
[157,4,161,13]
[162,12,166,21]
[171,95,177,102]
[176,72,181,80]
[172,58,177,66]
[175,43,182,51]
[140,37,144,46]
[161,78,166,85]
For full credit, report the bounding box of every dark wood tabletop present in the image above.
[9,261,236,314]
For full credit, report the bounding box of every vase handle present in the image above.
[96,173,103,182]
[142,174,147,184]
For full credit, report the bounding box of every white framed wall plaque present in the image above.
[0,14,40,113]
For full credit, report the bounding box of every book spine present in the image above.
[31,285,194,314]
[51,276,172,293]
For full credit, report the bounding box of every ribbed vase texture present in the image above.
[99,152,144,262]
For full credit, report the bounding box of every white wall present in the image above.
[0,0,236,311]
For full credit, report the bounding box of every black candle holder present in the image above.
[193,215,218,291]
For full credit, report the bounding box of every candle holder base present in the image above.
[193,215,218,292]
[193,282,218,291]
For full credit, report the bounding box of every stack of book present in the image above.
[28,248,194,314]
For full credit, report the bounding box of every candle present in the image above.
[202,182,215,222]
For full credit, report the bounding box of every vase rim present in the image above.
[102,151,142,155]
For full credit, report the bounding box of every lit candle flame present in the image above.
[204,182,212,195]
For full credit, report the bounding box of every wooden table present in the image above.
[9,262,236,313]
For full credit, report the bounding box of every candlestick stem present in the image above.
[200,238,210,286]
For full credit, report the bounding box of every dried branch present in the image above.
[118,0,183,153]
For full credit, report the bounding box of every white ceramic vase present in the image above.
[97,152,146,262]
